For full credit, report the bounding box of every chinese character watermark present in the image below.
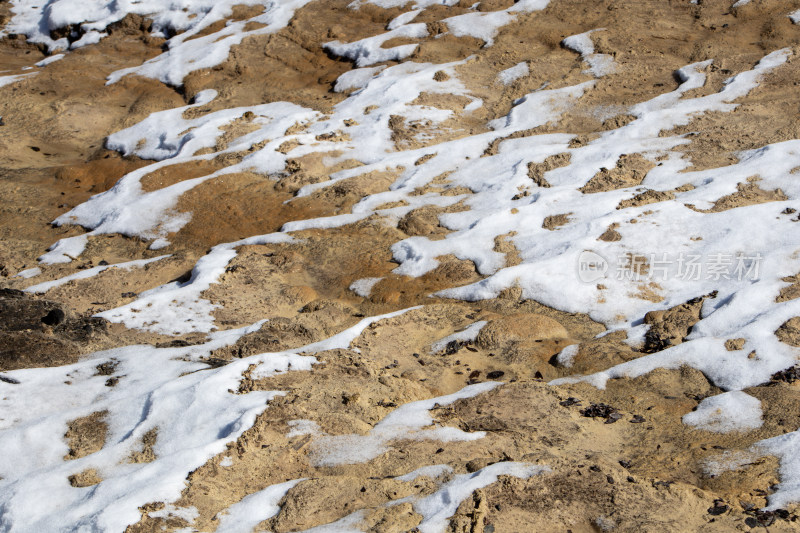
[576,251,762,283]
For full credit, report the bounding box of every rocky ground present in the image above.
[3,0,800,531]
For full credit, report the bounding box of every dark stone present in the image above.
[581,403,621,424]
[41,308,66,326]
[707,500,729,516]
[95,361,117,376]
[444,340,464,355]
[559,397,581,407]
[771,366,800,384]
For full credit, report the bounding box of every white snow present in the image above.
[430,320,487,353]
[334,66,386,92]
[0,72,36,88]
[497,62,529,85]
[46,88,312,259]
[96,234,294,335]
[38,233,89,264]
[45,59,476,271]
[756,429,800,509]
[388,9,423,29]
[35,54,64,67]
[5,0,313,86]
[286,419,322,438]
[0,305,423,532]
[299,462,549,533]
[555,344,579,368]
[562,30,615,77]
[14,267,40,279]
[24,255,169,294]
[791,9,800,24]
[310,381,502,466]
[325,23,428,67]
[349,277,383,297]
[443,0,550,46]
[214,479,305,533]
[413,462,549,533]
[682,391,763,433]
[444,11,513,46]
[0,321,305,531]
[6,0,800,517]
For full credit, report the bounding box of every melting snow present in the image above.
[310,382,501,466]
[5,0,800,523]
[24,256,169,294]
[682,391,763,433]
[497,61,529,85]
[430,321,487,353]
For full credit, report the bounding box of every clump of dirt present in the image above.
[68,469,103,488]
[725,338,746,351]
[541,212,571,230]
[775,317,800,347]
[580,154,656,194]
[597,222,622,242]
[771,365,800,384]
[617,189,676,210]
[688,179,788,213]
[527,153,570,188]
[398,205,449,238]
[64,411,108,460]
[129,428,159,464]
[642,295,707,353]
[777,273,800,303]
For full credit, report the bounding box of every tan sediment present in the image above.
[4,0,800,530]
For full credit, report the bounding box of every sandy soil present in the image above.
[3,0,800,530]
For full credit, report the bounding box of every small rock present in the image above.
[707,500,728,516]
[581,403,622,424]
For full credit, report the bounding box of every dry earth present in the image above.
[3,0,800,531]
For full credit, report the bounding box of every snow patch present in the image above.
[24,255,169,294]
[497,62,529,85]
[310,382,502,466]
[349,277,383,297]
[683,391,763,433]
[430,321,487,353]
